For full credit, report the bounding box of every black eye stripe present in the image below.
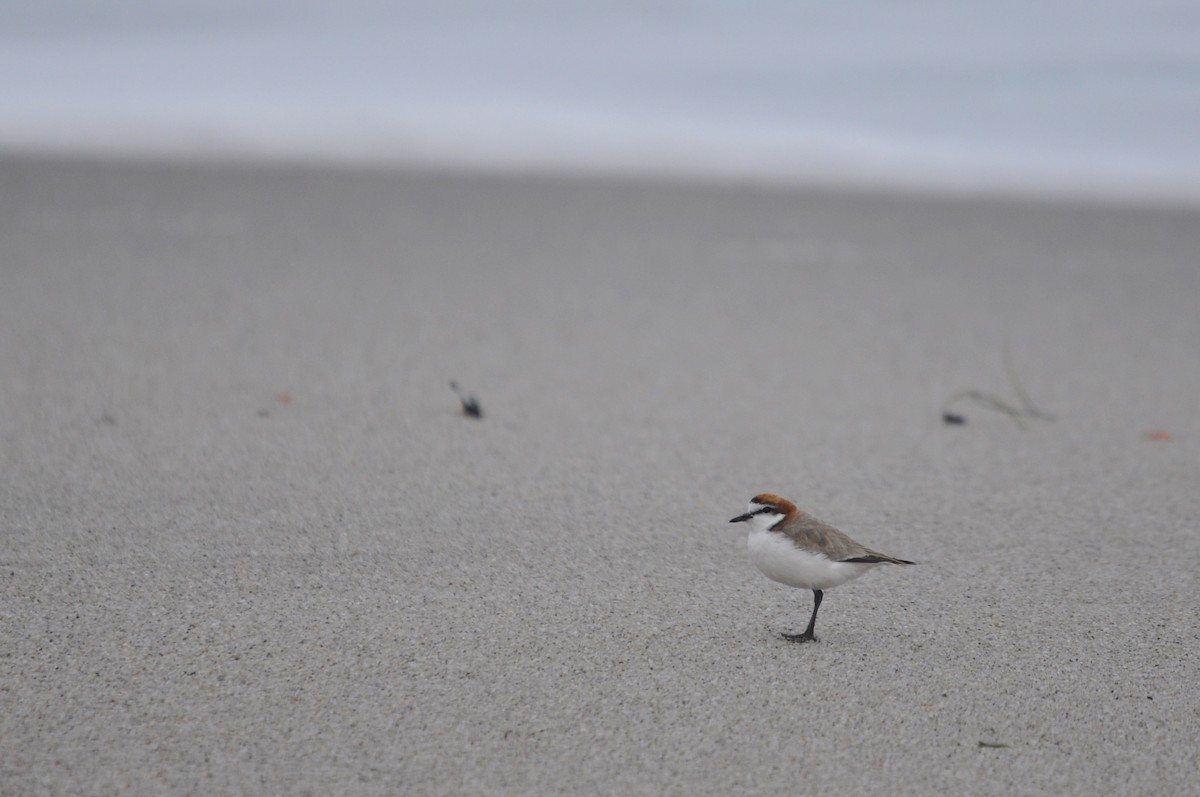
[755,506,776,515]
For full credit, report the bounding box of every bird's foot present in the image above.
[781,632,817,643]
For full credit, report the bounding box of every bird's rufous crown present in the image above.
[752,493,798,517]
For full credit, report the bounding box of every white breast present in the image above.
[747,528,876,591]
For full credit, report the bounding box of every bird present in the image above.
[729,493,914,643]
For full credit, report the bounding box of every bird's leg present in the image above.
[782,589,823,643]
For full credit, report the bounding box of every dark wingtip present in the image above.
[843,555,917,565]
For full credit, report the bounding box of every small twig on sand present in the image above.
[450,381,483,419]
[1003,343,1055,421]
[942,389,1029,429]
[942,347,1053,428]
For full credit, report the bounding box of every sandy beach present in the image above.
[2,154,1198,795]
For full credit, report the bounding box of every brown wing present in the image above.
[776,512,874,560]
[779,511,915,564]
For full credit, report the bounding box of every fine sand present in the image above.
[2,154,1198,795]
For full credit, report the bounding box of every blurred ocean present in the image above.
[3,0,1200,198]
